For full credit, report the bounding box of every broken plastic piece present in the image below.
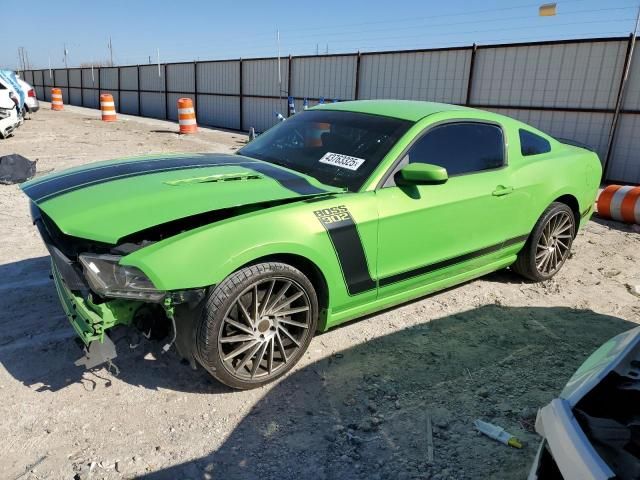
[474,419,523,449]
[74,335,117,370]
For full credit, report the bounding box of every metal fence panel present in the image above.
[485,107,613,161]
[33,71,44,99]
[100,67,118,90]
[120,67,138,91]
[167,63,195,93]
[622,48,640,111]
[83,89,99,109]
[167,93,183,121]
[140,91,166,119]
[68,69,82,88]
[608,114,640,183]
[197,94,241,129]
[472,41,627,109]
[69,88,82,105]
[243,58,288,97]
[139,65,165,91]
[81,68,99,88]
[198,61,239,95]
[358,49,471,103]
[120,91,139,115]
[53,69,68,87]
[291,55,358,100]
[23,71,34,85]
[242,97,288,131]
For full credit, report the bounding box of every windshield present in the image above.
[238,110,412,191]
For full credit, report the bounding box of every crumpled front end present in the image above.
[32,201,204,369]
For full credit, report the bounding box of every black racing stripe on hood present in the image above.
[23,156,326,202]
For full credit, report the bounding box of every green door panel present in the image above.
[375,168,521,297]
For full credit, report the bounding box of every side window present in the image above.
[405,123,505,176]
[519,129,551,156]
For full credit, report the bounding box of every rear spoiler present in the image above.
[555,137,595,152]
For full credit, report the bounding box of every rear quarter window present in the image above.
[520,129,551,156]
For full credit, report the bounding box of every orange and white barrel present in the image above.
[51,88,63,110]
[177,98,197,134]
[597,185,640,224]
[305,122,331,147]
[100,93,117,122]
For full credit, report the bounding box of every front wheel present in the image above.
[195,262,318,389]
[512,202,576,281]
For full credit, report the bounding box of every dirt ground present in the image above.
[1,105,639,480]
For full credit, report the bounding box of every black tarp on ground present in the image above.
[0,154,36,184]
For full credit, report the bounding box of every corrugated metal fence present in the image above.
[21,36,640,184]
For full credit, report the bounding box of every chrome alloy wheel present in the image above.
[217,277,312,381]
[535,210,574,276]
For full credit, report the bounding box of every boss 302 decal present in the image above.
[314,206,376,295]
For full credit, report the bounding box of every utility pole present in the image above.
[108,36,114,66]
[63,43,68,68]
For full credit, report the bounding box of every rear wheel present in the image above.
[512,202,576,281]
[195,262,318,389]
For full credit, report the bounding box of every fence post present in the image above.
[603,33,635,182]
[97,67,101,109]
[194,61,199,125]
[136,65,141,116]
[354,51,361,100]
[80,69,84,106]
[287,55,293,117]
[164,63,169,120]
[239,58,244,130]
[65,68,70,105]
[465,43,477,106]
[117,66,121,112]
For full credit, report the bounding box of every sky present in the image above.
[3,0,639,70]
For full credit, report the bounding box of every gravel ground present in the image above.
[1,105,639,480]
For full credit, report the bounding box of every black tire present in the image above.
[511,202,576,282]
[195,262,318,390]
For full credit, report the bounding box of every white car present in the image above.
[16,76,39,116]
[0,88,20,138]
[529,326,640,480]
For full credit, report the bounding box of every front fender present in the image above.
[119,196,377,318]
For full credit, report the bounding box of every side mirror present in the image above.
[396,163,448,185]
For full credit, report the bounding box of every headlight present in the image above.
[79,254,165,302]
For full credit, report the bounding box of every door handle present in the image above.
[492,185,514,196]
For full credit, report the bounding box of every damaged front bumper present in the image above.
[52,261,143,345]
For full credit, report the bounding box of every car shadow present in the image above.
[136,305,633,480]
[590,215,639,234]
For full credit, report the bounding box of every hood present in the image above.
[0,69,24,108]
[560,326,640,406]
[22,153,338,244]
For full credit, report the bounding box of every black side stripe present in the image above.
[378,234,529,287]
[23,155,326,202]
[314,206,376,296]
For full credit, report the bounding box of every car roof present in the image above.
[312,99,474,122]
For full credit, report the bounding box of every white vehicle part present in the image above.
[536,398,615,480]
[561,326,640,406]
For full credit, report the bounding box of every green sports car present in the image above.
[22,100,602,389]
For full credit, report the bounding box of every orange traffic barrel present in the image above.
[597,185,640,224]
[177,98,197,134]
[51,88,63,110]
[305,122,331,147]
[100,93,117,122]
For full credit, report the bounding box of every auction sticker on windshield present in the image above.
[319,152,366,171]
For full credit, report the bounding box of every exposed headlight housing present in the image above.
[79,254,165,302]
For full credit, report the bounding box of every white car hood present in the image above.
[561,326,640,406]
